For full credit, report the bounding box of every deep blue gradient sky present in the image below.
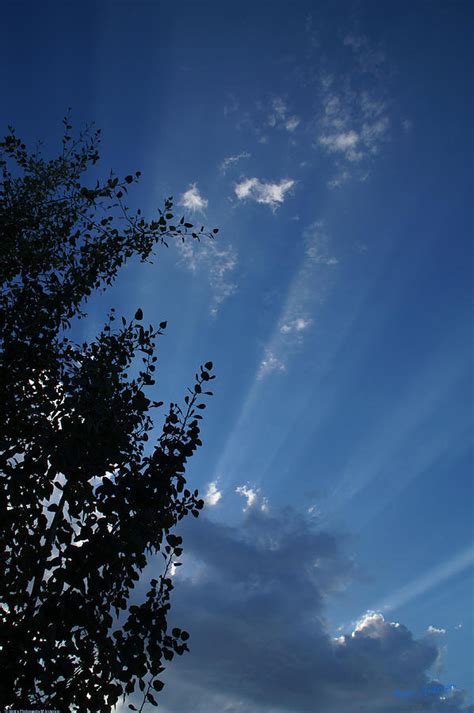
[2,1,473,711]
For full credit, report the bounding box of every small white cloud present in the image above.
[272,96,287,118]
[327,171,350,189]
[220,151,251,174]
[285,116,300,132]
[319,130,359,154]
[361,117,389,153]
[425,625,447,636]
[280,317,313,334]
[343,33,367,51]
[306,243,338,266]
[257,349,286,379]
[179,183,208,213]
[234,177,295,210]
[204,481,222,507]
[235,484,259,511]
[223,93,239,116]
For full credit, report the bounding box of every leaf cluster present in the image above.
[0,118,216,711]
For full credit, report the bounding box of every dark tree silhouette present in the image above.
[0,117,217,711]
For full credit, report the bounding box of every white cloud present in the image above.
[327,170,350,189]
[305,223,339,265]
[207,243,238,314]
[280,317,313,334]
[204,481,222,506]
[257,349,286,379]
[255,221,338,380]
[175,238,238,315]
[319,129,359,152]
[361,116,390,153]
[272,96,287,117]
[426,625,447,636]
[285,115,301,132]
[314,37,392,180]
[220,151,251,174]
[343,33,387,75]
[235,484,258,511]
[234,177,295,209]
[179,183,208,213]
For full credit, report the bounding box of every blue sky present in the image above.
[2,1,473,710]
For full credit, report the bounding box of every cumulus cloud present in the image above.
[204,481,222,507]
[179,183,209,213]
[234,177,295,210]
[220,151,251,174]
[148,504,472,713]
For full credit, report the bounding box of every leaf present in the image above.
[159,321,167,329]
[134,308,143,320]
[204,361,213,370]
[152,679,165,692]
[147,692,158,705]
[125,175,133,183]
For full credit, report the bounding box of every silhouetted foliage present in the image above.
[0,116,218,711]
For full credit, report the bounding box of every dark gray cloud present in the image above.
[137,502,473,713]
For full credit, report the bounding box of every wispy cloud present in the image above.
[256,220,338,379]
[179,183,208,213]
[280,317,313,334]
[343,33,387,76]
[317,83,390,177]
[220,151,251,174]
[257,349,286,380]
[175,237,238,316]
[234,177,295,209]
[235,484,259,510]
[313,36,392,186]
[285,115,301,132]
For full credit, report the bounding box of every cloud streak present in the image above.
[175,237,238,316]
[220,151,251,174]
